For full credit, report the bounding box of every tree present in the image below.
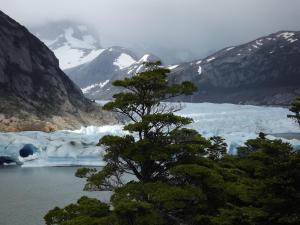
[45,61,228,225]
[287,97,300,126]
[45,61,300,225]
[75,61,210,191]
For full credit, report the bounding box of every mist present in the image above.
[1,0,300,62]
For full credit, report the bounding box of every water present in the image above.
[0,166,110,225]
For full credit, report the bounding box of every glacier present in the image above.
[0,103,299,167]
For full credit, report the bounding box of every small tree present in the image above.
[45,61,229,225]
[288,97,300,126]
[75,61,213,191]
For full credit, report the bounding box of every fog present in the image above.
[1,0,300,62]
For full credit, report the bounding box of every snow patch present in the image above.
[226,47,235,51]
[278,32,295,39]
[81,80,109,94]
[288,38,298,43]
[198,66,202,75]
[136,65,144,73]
[113,53,136,69]
[54,46,104,70]
[138,54,150,63]
[196,60,202,64]
[168,65,179,70]
[256,40,263,46]
[206,57,216,63]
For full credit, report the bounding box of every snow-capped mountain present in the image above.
[31,21,104,70]
[67,30,300,105]
[66,48,160,99]
[31,21,160,99]
[169,31,300,105]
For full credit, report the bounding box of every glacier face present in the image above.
[0,103,299,167]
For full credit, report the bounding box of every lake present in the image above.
[0,166,109,225]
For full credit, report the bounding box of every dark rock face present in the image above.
[0,10,115,131]
[169,31,300,106]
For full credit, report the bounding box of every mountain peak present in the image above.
[31,21,102,70]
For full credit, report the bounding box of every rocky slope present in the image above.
[169,31,300,105]
[0,10,116,132]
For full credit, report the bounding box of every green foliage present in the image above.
[44,196,112,225]
[287,97,300,126]
[45,61,300,225]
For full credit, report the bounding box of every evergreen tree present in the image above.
[45,62,300,225]
[288,97,300,126]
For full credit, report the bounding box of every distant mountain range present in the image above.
[0,11,115,132]
[33,21,300,106]
[170,31,300,105]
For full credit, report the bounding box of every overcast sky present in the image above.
[1,0,300,62]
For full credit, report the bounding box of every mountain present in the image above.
[169,31,300,105]
[65,48,160,100]
[0,11,115,132]
[65,30,300,105]
[30,21,104,70]
[31,21,161,99]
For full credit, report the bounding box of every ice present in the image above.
[176,103,300,153]
[113,53,136,69]
[1,103,299,167]
[0,125,124,167]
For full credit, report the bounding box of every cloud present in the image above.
[1,0,300,62]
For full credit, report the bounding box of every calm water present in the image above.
[0,166,110,225]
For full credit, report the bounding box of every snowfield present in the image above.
[0,103,299,167]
